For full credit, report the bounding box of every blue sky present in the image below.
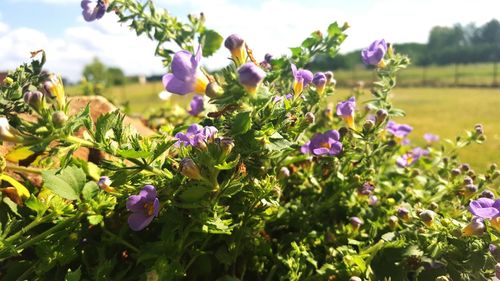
[1,0,499,81]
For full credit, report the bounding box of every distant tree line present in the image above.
[313,19,500,70]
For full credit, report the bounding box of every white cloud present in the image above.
[1,0,500,81]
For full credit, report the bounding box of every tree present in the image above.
[82,57,107,85]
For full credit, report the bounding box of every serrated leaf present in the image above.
[25,195,47,216]
[82,181,99,201]
[3,197,20,216]
[41,166,86,200]
[214,155,240,170]
[231,111,252,135]
[327,22,341,37]
[116,149,151,159]
[201,29,223,57]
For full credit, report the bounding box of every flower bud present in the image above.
[279,167,290,178]
[237,63,266,95]
[349,277,362,281]
[490,163,498,172]
[98,176,115,192]
[419,210,436,227]
[450,168,461,176]
[460,163,470,172]
[23,90,44,111]
[363,119,374,132]
[375,109,388,126]
[350,216,363,231]
[205,82,223,98]
[179,158,203,180]
[429,202,438,210]
[397,207,410,221]
[465,184,477,195]
[0,117,23,143]
[224,34,247,66]
[463,176,473,185]
[368,195,378,206]
[489,244,500,262]
[462,217,485,236]
[219,138,234,157]
[388,215,398,229]
[304,112,315,124]
[481,190,494,199]
[496,263,500,279]
[324,71,334,84]
[474,123,484,135]
[52,111,68,127]
[435,276,451,281]
[358,182,374,196]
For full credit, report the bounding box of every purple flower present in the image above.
[368,195,378,206]
[175,124,218,148]
[396,147,429,167]
[386,121,413,139]
[469,198,500,219]
[481,190,495,199]
[358,182,374,196]
[238,63,266,95]
[312,72,327,95]
[300,130,342,156]
[361,39,387,66]
[423,133,439,143]
[350,217,363,230]
[291,64,313,96]
[98,176,114,192]
[224,34,247,66]
[162,46,209,95]
[336,97,356,129]
[81,0,108,22]
[462,217,485,236]
[273,93,293,103]
[188,95,204,116]
[126,185,159,231]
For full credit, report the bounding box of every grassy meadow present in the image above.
[67,82,500,171]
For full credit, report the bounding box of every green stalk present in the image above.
[5,163,43,175]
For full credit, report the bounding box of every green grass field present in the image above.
[67,83,500,171]
[334,63,500,87]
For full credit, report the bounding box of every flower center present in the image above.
[143,202,155,216]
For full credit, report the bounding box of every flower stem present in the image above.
[5,163,43,174]
[102,228,139,253]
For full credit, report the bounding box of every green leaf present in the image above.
[214,155,240,170]
[231,111,252,135]
[290,47,302,57]
[25,195,47,216]
[65,267,81,281]
[87,214,103,225]
[179,186,210,202]
[116,149,151,159]
[82,181,99,201]
[327,22,341,37]
[201,29,223,57]
[2,197,20,217]
[41,166,86,200]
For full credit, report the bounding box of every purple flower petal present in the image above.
[139,185,157,201]
[188,95,204,116]
[171,50,199,81]
[469,198,499,218]
[163,73,193,95]
[128,212,155,231]
[126,195,145,212]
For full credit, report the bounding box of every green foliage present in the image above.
[0,1,498,281]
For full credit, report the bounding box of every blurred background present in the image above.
[0,0,499,170]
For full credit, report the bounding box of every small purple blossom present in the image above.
[386,121,413,138]
[312,72,327,95]
[81,0,108,22]
[188,95,204,116]
[469,198,500,219]
[336,97,356,128]
[273,93,293,103]
[175,124,218,148]
[481,190,495,199]
[462,217,485,236]
[162,46,209,95]
[361,39,387,66]
[300,130,342,156]
[423,133,439,143]
[224,34,246,65]
[126,185,159,231]
[238,63,266,94]
[368,195,378,206]
[291,64,313,95]
[396,147,429,167]
[358,182,374,196]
